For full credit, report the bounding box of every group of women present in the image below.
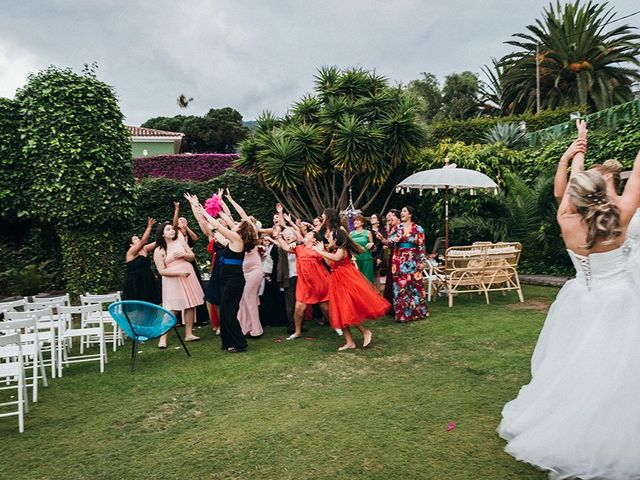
[123,191,432,352]
[120,121,640,477]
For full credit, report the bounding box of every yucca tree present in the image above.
[499,1,640,113]
[237,67,425,218]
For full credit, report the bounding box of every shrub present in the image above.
[425,106,585,147]
[16,65,135,228]
[134,154,242,181]
[0,260,57,297]
[0,98,27,219]
[14,65,135,294]
[57,227,124,294]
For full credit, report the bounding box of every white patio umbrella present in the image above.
[396,161,498,250]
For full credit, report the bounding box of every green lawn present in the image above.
[0,286,558,480]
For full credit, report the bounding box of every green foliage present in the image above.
[142,107,250,153]
[0,260,57,296]
[425,106,585,146]
[484,122,527,149]
[15,65,135,228]
[0,223,64,296]
[406,72,442,122]
[499,1,640,113]
[520,121,640,182]
[0,98,27,219]
[415,141,524,186]
[528,99,640,146]
[438,71,481,120]
[132,171,277,236]
[239,67,425,218]
[57,226,124,295]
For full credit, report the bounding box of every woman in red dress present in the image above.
[315,229,390,351]
[272,230,331,340]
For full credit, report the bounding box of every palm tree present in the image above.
[237,67,424,218]
[499,1,640,113]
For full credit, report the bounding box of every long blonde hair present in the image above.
[568,170,621,249]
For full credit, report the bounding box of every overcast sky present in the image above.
[1,1,638,125]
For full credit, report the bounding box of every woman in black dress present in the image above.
[194,201,258,353]
[123,217,160,304]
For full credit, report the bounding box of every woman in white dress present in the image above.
[499,120,640,479]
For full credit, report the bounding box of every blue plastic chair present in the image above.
[108,301,190,372]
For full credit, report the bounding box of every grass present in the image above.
[0,285,559,480]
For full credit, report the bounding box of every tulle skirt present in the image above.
[498,269,640,479]
[328,260,390,329]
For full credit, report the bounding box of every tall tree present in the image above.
[499,1,640,113]
[142,107,250,153]
[406,72,442,122]
[437,71,481,120]
[237,67,425,219]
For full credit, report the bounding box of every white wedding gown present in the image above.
[498,241,640,479]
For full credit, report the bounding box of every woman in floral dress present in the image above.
[388,206,429,322]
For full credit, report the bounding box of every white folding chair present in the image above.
[0,298,28,315]
[57,305,106,376]
[0,333,29,433]
[0,317,48,403]
[27,297,75,355]
[5,307,59,379]
[30,294,71,307]
[80,292,123,355]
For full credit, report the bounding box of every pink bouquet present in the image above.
[204,194,222,217]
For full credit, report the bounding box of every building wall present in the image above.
[131,141,176,158]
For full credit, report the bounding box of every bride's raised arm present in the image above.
[557,120,588,220]
[618,147,640,226]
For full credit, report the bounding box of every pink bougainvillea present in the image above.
[134,154,244,181]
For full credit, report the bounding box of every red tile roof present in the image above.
[127,126,184,137]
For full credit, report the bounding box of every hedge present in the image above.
[16,66,135,228]
[424,106,587,147]
[0,98,26,219]
[135,154,242,181]
[57,227,124,295]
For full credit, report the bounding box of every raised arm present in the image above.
[127,217,156,259]
[207,214,243,251]
[225,189,251,222]
[172,202,180,228]
[185,226,199,243]
[618,147,640,225]
[554,137,587,202]
[558,120,588,219]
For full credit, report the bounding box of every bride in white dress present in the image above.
[499,120,640,480]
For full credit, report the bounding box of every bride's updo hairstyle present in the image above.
[591,159,623,192]
[568,170,622,249]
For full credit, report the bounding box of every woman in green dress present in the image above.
[350,214,375,284]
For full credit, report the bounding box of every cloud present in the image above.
[0,44,40,99]
[0,0,638,124]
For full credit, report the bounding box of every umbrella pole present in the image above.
[444,186,449,251]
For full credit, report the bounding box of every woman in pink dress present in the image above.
[153,222,204,348]
[237,245,264,337]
